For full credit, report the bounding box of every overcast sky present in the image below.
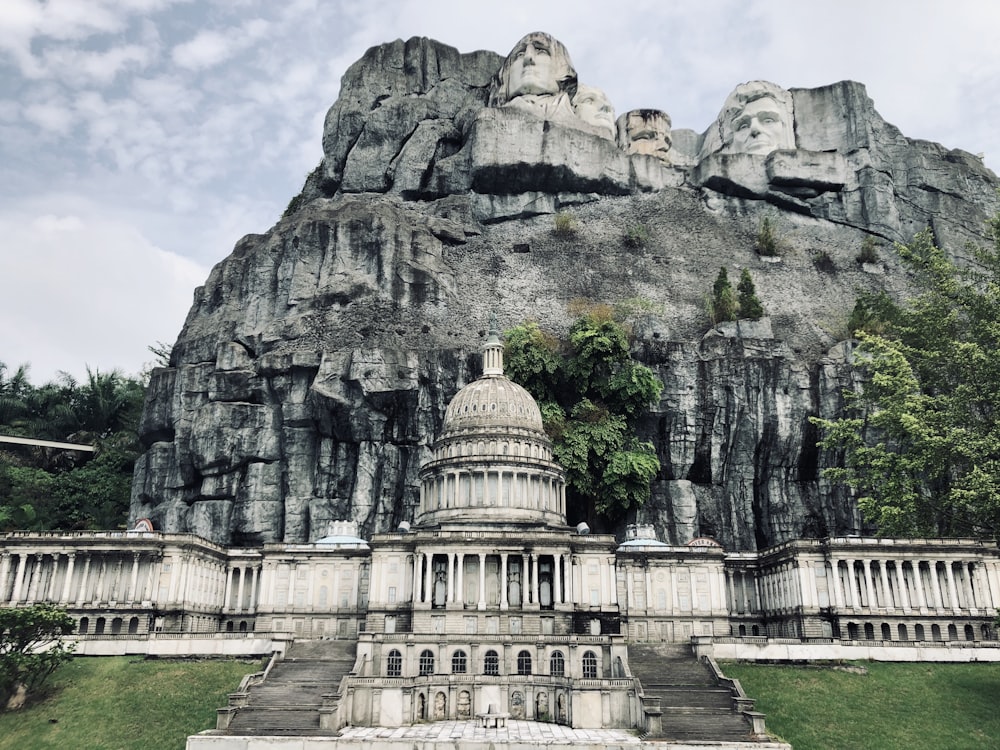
[2,0,998,384]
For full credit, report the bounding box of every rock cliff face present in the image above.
[131,35,1000,550]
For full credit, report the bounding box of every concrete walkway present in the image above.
[189,720,791,750]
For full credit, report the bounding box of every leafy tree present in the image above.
[737,269,764,320]
[0,604,75,708]
[710,267,738,323]
[505,308,662,528]
[813,221,1000,538]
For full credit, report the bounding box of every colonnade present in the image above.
[409,550,572,609]
[420,469,565,517]
[0,550,159,606]
[223,564,262,613]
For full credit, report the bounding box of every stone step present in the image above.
[643,687,734,709]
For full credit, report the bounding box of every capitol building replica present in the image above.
[2,325,1000,741]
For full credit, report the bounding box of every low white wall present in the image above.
[70,634,282,657]
[696,637,1000,662]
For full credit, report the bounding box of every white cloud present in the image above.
[0,201,207,383]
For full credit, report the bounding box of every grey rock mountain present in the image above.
[130,34,1000,550]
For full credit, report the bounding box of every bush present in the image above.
[623,224,650,248]
[857,236,880,264]
[813,250,836,273]
[709,267,738,323]
[755,217,780,257]
[737,269,764,320]
[553,212,576,235]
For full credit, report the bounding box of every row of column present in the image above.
[627,565,725,614]
[829,558,997,614]
[223,565,261,613]
[0,551,156,606]
[421,470,565,515]
[411,551,569,608]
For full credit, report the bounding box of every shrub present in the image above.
[737,269,764,320]
[553,212,576,235]
[813,250,836,273]
[623,224,650,248]
[857,236,880,264]
[755,217,780,257]
[709,267,738,323]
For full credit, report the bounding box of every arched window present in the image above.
[549,651,565,677]
[79,617,89,634]
[582,650,598,679]
[517,650,532,675]
[452,650,467,674]
[419,649,435,675]
[387,649,402,677]
[484,650,499,676]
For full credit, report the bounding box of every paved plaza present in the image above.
[338,719,641,744]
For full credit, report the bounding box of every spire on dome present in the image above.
[482,313,504,377]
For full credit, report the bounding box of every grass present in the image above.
[723,660,1000,750]
[0,656,262,750]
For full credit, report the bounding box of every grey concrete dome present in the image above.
[441,375,544,435]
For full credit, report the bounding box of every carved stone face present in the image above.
[618,110,672,163]
[731,97,787,154]
[572,85,615,139]
[507,34,561,97]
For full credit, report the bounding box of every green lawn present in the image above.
[0,656,262,750]
[723,661,1000,750]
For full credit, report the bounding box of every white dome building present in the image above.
[417,323,566,527]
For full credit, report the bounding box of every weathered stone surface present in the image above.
[132,35,1000,550]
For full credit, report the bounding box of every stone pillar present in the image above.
[424,553,434,606]
[447,553,455,604]
[25,555,44,602]
[500,554,509,610]
[828,561,843,609]
[861,560,875,609]
[236,566,247,613]
[457,553,465,606]
[10,554,28,603]
[224,567,235,610]
[555,554,564,605]
[522,554,530,603]
[60,554,76,604]
[961,563,976,611]
[127,554,140,603]
[844,560,858,609]
[45,555,61,602]
[944,562,961,612]
[893,563,911,613]
[911,562,928,612]
[249,566,259,613]
[531,554,539,605]
[0,553,11,603]
[286,563,297,606]
[413,553,422,603]
[478,553,486,610]
[929,562,944,611]
[878,561,892,610]
[77,555,91,605]
[797,563,813,609]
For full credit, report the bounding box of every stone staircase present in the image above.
[627,643,762,743]
[224,639,357,735]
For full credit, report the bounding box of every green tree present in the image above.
[710,267,738,323]
[737,269,764,320]
[0,604,75,708]
[505,309,662,528]
[813,221,1000,538]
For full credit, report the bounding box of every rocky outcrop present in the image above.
[131,36,1000,550]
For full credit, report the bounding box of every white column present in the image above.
[77,555,92,605]
[0,554,11,603]
[413,553,422,603]
[478,553,486,610]
[893,563,911,612]
[456,553,465,606]
[929,562,944,611]
[10,554,28,603]
[878,561,892,609]
[60,554,76,604]
[447,553,455,604]
[224,567,235,610]
[797,563,814,609]
[127,552,139,602]
[861,560,875,609]
[944,562,961,612]
[531,554,539,605]
[829,561,843,608]
[845,560,859,609]
[555,554,564,605]
[424,553,434,606]
[249,566,259,613]
[286,563,297,606]
[237,566,248,612]
[500,553,509,609]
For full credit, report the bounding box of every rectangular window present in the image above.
[388,586,397,603]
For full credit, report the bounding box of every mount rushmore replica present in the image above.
[130,32,1000,551]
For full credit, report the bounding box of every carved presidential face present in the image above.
[507,34,561,97]
[572,85,616,138]
[731,97,788,154]
[619,110,672,162]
